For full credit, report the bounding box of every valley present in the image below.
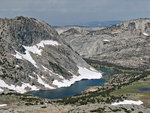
[0,17,150,113]
[0,61,149,113]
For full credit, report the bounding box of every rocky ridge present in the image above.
[0,16,102,93]
[59,18,150,69]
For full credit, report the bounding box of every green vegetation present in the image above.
[55,58,150,108]
[1,58,149,112]
[25,103,34,106]
[84,58,142,74]
[0,93,50,106]
[85,58,150,108]
[111,77,150,107]
[111,78,150,96]
[121,107,131,113]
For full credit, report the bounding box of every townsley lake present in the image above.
[27,69,114,99]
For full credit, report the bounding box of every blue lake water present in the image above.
[27,68,113,99]
[139,88,150,91]
[27,78,106,99]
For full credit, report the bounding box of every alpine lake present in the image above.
[27,69,114,99]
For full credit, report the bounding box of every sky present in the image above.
[1,0,150,26]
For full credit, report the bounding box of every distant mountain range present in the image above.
[79,20,122,27]
[53,20,122,28]
[58,18,150,70]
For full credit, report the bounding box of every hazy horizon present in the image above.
[1,0,150,26]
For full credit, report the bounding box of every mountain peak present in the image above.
[0,16,102,93]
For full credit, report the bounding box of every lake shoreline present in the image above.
[27,68,113,99]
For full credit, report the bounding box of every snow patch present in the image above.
[143,32,149,36]
[103,39,110,42]
[42,65,52,74]
[90,67,96,71]
[24,40,60,56]
[12,40,61,68]
[111,100,143,106]
[0,79,38,93]
[13,51,23,59]
[23,45,42,56]
[53,66,102,88]
[36,74,54,89]
[78,66,102,79]
[29,75,34,79]
[41,76,45,79]
[15,65,20,68]
[37,40,60,47]
[12,50,38,68]
[0,104,7,107]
